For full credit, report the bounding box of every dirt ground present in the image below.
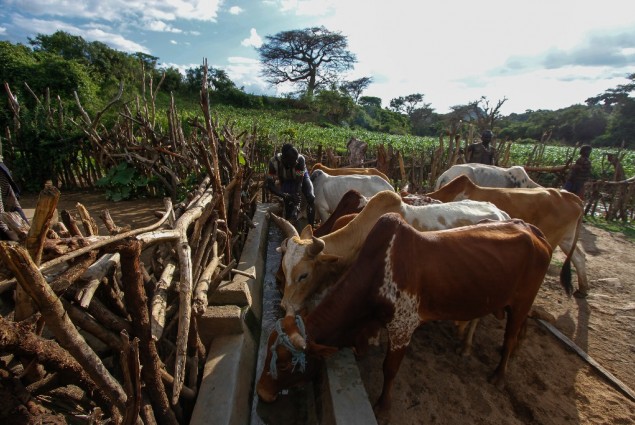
[16,191,635,424]
[357,223,635,424]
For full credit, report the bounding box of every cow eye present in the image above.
[298,273,308,282]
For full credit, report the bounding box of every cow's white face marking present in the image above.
[282,237,312,288]
[378,234,421,350]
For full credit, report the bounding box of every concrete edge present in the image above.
[319,348,378,425]
[190,203,271,425]
[189,332,255,425]
[192,202,377,425]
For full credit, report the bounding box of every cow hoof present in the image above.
[573,290,588,299]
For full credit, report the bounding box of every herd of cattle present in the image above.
[256,163,587,416]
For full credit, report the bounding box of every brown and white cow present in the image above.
[426,174,586,296]
[257,214,554,415]
[310,162,390,182]
[314,189,439,237]
[274,190,511,315]
[434,164,542,190]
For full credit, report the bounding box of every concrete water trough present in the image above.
[189,203,377,425]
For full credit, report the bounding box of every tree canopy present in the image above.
[257,26,356,97]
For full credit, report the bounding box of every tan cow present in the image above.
[310,162,390,182]
[273,190,511,315]
[426,174,587,297]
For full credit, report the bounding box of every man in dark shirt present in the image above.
[563,145,592,200]
[466,130,497,165]
[266,144,315,226]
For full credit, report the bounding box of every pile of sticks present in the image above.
[0,173,256,424]
[0,62,261,424]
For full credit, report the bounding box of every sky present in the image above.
[1,0,634,115]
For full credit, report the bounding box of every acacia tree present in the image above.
[389,93,428,115]
[257,26,356,97]
[340,77,373,103]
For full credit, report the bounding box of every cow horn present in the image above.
[268,212,299,238]
[307,236,325,257]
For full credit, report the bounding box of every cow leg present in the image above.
[571,246,588,297]
[375,345,408,416]
[488,310,526,387]
[559,233,588,297]
[459,318,480,356]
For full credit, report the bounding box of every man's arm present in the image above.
[291,156,307,196]
[265,158,287,198]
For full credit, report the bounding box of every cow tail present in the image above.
[559,214,582,297]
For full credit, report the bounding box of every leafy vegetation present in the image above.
[96,162,153,201]
[0,30,633,197]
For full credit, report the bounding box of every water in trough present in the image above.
[249,223,319,425]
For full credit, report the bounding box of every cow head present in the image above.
[270,213,341,313]
[257,315,337,402]
[278,225,340,313]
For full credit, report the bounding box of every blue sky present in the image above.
[1,0,634,114]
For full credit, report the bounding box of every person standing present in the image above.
[563,145,593,200]
[466,130,497,165]
[266,143,316,226]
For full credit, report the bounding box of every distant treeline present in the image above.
[2,31,634,148]
[1,31,634,196]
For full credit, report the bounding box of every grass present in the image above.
[584,216,635,242]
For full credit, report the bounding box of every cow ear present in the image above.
[300,225,313,239]
[308,342,338,359]
[318,253,340,264]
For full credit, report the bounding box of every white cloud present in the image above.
[224,56,269,92]
[170,40,177,45]
[11,15,149,53]
[0,26,6,35]
[274,0,336,16]
[228,6,244,15]
[5,0,222,22]
[159,61,201,75]
[241,28,262,48]
[146,20,183,33]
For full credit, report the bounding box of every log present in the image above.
[151,261,177,341]
[75,253,121,307]
[114,240,177,425]
[61,209,85,237]
[100,209,131,235]
[192,241,219,316]
[0,211,29,241]
[16,185,60,321]
[76,202,99,236]
[61,298,122,351]
[536,318,635,402]
[49,251,98,294]
[523,164,569,173]
[0,243,126,416]
[120,331,142,425]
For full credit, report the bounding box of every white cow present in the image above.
[311,169,394,222]
[435,164,542,190]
